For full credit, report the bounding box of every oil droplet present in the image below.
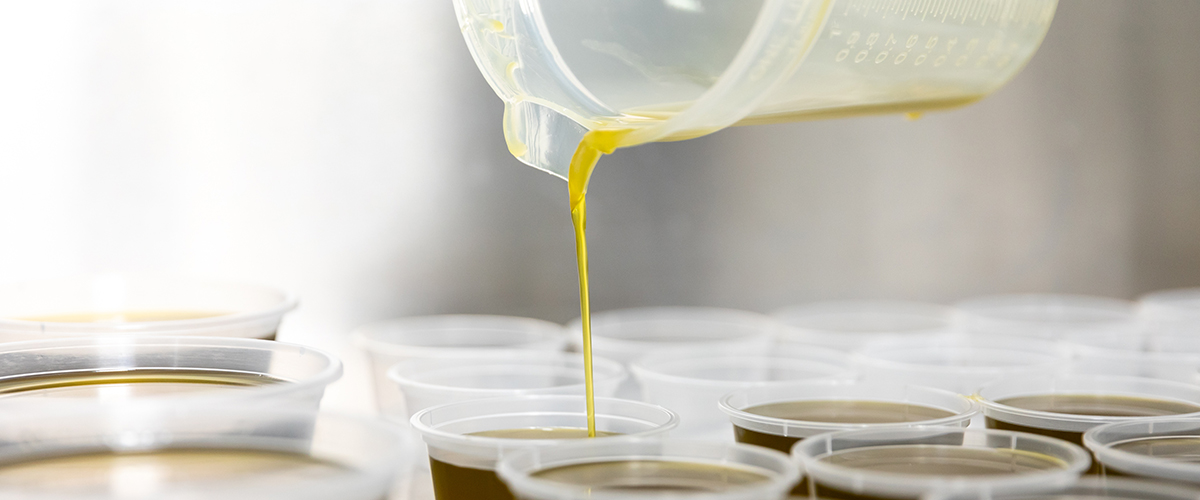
[487,19,504,32]
[905,112,924,121]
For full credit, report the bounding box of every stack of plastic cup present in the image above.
[568,307,778,398]
[497,439,799,500]
[0,406,413,499]
[631,350,851,440]
[855,335,1070,395]
[411,395,676,500]
[773,300,954,352]
[0,275,297,341]
[0,336,341,410]
[793,427,1091,499]
[926,477,1200,500]
[354,315,568,422]
[1084,418,1200,485]
[955,293,1144,349]
[387,351,626,420]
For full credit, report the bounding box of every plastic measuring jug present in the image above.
[453,0,1058,178]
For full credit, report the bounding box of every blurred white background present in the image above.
[0,0,1197,414]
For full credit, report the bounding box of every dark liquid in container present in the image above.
[0,369,283,399]
[811,446,1068,500]
[531,460,771,493]
[985,394,1200,474]
[1097,436,1200,479]
[428,428,615,500]
[733,400,956,495]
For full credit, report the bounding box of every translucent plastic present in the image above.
[631,352,852,439]
[954,293,1144,348]
[720,380,976,440]
[1084,418,1200,485]
[977,375,1200,433]
[792,427,1090,499]
[855,335,1070,394]
[387,351,625,420]
[410,395,676,471]
[353,315,568,421]
[926,477,1200,500]
[0,336,341,410]
[497,439,800,500]
[773,300,954,352]
[0,274,297,341]
[453,0,1058,177]
[0,407,413,499]
[1139,287,1200,322]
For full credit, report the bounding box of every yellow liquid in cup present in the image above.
[0,369,283,399]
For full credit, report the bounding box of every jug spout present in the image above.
[502,100,588,181]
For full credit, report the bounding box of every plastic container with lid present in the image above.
[773,300,955,352]
[0,274,297,341]
[353,314,567,422]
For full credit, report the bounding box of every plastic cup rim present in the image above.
[1083,417,1200,482]
[976,374,1200,431]
[386,353,626,395]
[353,314,567,356]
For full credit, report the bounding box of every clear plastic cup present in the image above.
[411,395,677,500]
[977,374,1200,473]
[353,315,568,421]
[569,307,778,399]
[1068,349,1200,385]
[497,439,799,500]
[772,300,955,352]
[855,335,1070,395]
[1084,418,1200,485]
[0,335,341,410]
[926,477,1200,500]
[719,381,976,454]
[954,294,1144,348]
[387,351,626,420]
[793,427,1091,499]
[0,274,297,341]
[0,407,413,499]
[631,352,851,440]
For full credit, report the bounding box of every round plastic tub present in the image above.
[926,477,1200,500]
[353,314,567,421]
[720,380,976,453]
[773,300,954,352]
[792,427,1091,499]
[411,395,676,500]
[855,335,1069,395]
[388,351,625,420]
[0,407,413,499]
[0,336,341,411]
[498,439,799,500]
[954,293,1143,348]
[631,352,851,439]
[0,274,297,341]
[1084,417,1200,485]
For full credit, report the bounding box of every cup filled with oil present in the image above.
[792,427,1091,500]
[977,374,1200,473]
[410,395,676,500]
[631,351,852,439]
[497,438,799,500]
[1084,417,1200,485]
[925,477,1200,500]
[773,300,955,352]
[0,335,340,410]
[0,274,296,341]
[354,315,568,422]
[0,406,412,499]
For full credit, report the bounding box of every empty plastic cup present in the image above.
[0,336,341,410]
[569,307,778,399]
[1068,349,1200,385]
[978,375,1200,475]
[925,477,1200,500]
[411,395,676,500]
[631,352,851,440]
[354,315,568,421]
[1084,417,1200,485]
[497,439,799,500]
[955,294,1144,348]
[855,335,1069,395]
[1139,288,1200,336]
[0,407,413,499]
[793,427,1091,499]
[0,274,297,341]
[388,351,625,420]
[773,300,954,352]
